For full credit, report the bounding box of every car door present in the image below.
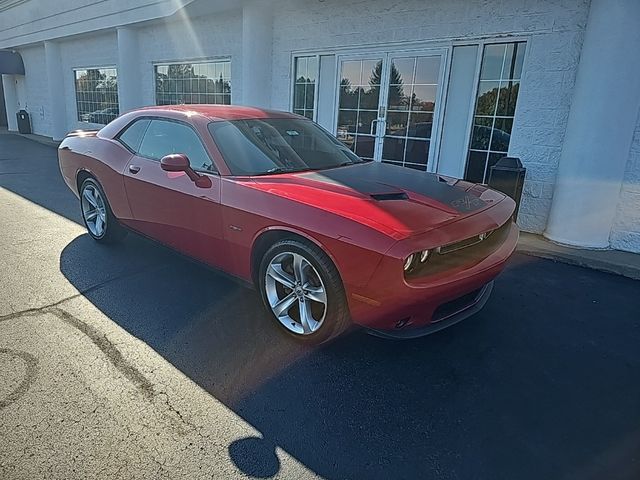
[122,118,227,269]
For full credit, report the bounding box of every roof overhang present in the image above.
[0,50,24,75]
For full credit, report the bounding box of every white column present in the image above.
[241,1,273,108]
[545,0,640,248]
[44,40,68,141]
[2,74,19,131]
[117,27,142,112]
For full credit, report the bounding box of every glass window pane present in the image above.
[296,57,307,81]
[118,119,150,152]
[306,57,318,83]
[471,116,494,150]
[475,81,500,115]
[382,137,405,162]
[411,84,436,111]
[139,120,214,171]
[387,84,410,111]
[74,67,119,124]
[491,118,513,151]
[466,151,488,183]
[386,111,409,137]
[341,61,362,86]
[390,57,414,85]
[415,56,440,84]
[405,139,429,166]
[354,135,375,159]
[337,110,357,146]
[155,60,231,106]
[294,83,305,109]
[339,84,358,109]
[480,44,506,80]
[408,112,433,139]
[496,80,520,116]
[362,60,382,86]
[357,110,378,135]
[359,86,380,110]
[405,162,428,172]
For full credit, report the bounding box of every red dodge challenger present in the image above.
[58,105,519,342]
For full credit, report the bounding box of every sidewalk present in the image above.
[0,127,61,148]
[517,232,640,280]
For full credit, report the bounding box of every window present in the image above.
[292,56,318,120]
[155,61,231,106]
[465,42,526,183]
[74,67,119,124]
[208,118,364,176]
[118,119,150,152]
[139,119,215,172]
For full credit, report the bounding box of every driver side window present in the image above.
[138,119,215,172]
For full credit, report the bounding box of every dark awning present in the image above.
[0,50,25,75]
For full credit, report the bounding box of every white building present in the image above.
[1,0,639,252]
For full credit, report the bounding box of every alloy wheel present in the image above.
[264,251,328,335]
[81,183,107,238]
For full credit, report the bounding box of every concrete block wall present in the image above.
[610,109,640,253]
[271,0,590,234]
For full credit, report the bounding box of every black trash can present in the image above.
[16,109,31,134]
[488,156,526,219]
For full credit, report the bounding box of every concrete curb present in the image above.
[517,232,640,281]
[0,129,61,148]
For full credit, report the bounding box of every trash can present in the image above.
[16,110,31,134]
[488,156,526,219]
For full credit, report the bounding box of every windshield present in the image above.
[208,117,367,175]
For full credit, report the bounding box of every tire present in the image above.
[258,238,351,344]
[79,177,127,244]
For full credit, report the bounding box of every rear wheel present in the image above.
[80,178,126,243]
[258,238,350,343]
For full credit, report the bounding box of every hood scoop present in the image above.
[370,192,409,201]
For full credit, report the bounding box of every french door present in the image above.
[335,51,445,171]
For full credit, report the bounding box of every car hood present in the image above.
[247,162,506,238]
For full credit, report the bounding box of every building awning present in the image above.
[0,50,24,75]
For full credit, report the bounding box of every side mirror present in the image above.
[160,153,211,188]
[160,153,190,172]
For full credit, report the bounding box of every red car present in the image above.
[58,105,519,343]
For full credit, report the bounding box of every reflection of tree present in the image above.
[156,64,231,105]
[339,60,407,110]
[476,83,519,116]
[76,69,118,112]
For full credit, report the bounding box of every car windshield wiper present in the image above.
[255,166,313,175]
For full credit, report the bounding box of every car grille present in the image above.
[406,220,512,279]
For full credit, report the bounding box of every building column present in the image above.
[545,0,640,248]
[117,27,142,112]
[44,40,68,141]
[2,74,19,131]
[241,1,273,108]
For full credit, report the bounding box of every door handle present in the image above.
[370,119,379,135]
[128,165,140,174]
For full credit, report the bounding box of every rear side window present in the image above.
[118,119,150,152]
[138,119,215,172]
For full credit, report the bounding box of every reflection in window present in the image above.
[381,55,440,171]
[336,59,382,160]
[74,68,119,124]
[292,56,318,120]
[465,42,525,183]
[155,61,231,106]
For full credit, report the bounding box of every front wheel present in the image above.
[80,178,127,243]
[258,239,350,343]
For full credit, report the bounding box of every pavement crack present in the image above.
[47,307,156,400]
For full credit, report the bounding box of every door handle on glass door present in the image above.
[129,165,140,174]
[370,119,379,135]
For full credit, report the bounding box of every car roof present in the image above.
[133,104,301,122]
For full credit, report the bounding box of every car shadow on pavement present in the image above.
[59,233,640,480]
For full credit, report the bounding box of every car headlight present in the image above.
[403,253,416,272]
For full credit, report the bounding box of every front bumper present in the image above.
[347,220,519,335]
[366,281,493,339]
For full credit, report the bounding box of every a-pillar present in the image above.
[545,0,640,248]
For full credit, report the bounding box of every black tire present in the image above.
[79,177,127,244]
[258,238,351,344]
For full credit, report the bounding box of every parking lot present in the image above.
[1,133,639,479]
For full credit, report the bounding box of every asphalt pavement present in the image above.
[1,133,639,479]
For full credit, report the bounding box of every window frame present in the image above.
[153,58,232,107]
[290,54,320,122]
[115,116,219,175]
[73,65,119,125]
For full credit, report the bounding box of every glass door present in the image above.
[335,57,384,161]
[335,52,444,171]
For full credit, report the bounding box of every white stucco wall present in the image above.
[15,44,49,136]
[610,109,640,253]
[270,0,590,234]
[136,9,242,107]
[58,30,119,132]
